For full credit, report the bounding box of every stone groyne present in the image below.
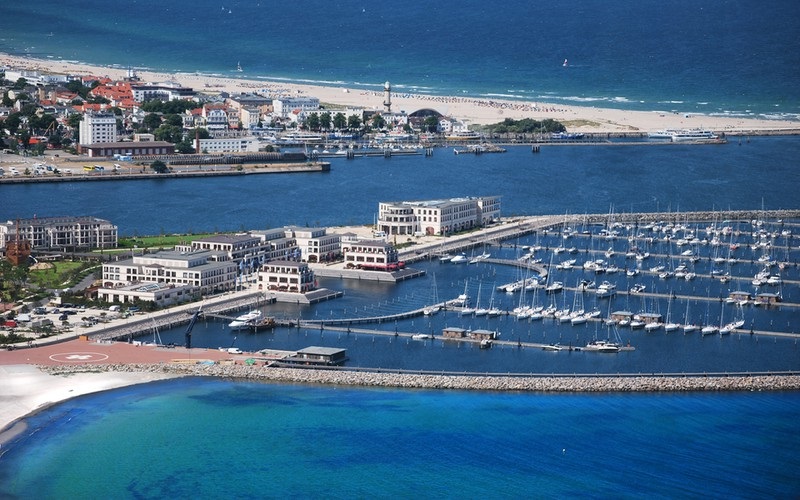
[39,363,800,393]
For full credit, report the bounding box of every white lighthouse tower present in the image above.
[383,81,392,113]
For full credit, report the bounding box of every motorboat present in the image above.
[228,310,262,329]
[450,253,468,264]
[582,340,620,353]
[412,333,433,340]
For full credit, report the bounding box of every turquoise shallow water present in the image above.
[1,378,799,498]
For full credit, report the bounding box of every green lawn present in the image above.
[28,261,97,289]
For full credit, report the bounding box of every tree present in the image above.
[320,112,332,131]
[190,127,210,140]
[347,114,362,130]
[12,78,27,90]
[153,124,183,143]
[175,139,195,154]
[371,114,386,130]
[332,112,346,130]
[150,160,168,173]
[164,114,183,127]
[423,116,439,133]
[305,112,320,131]
[142,113,163,131]
[67,113,83,129]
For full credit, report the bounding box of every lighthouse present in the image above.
[383,81,392,113]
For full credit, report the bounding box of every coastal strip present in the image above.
[39,363,800,393]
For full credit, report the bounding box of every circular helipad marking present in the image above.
[49,352,110,363]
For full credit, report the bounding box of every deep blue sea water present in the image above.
[1,379,799,498]
[1,0,799,119]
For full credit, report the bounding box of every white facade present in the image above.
[79,112,118,145]
[196,137,260,153]
[283,226,341,263]
[101,249,238,295]
[98,281,195,307]
[273,97,320,119]
[342,240,402,271]
[257,260,316,293]
[377,196,501,236]
[0,216,117,250]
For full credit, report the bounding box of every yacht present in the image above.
[582,340,620,353]
[228,310,262,329]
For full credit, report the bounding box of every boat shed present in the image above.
[728,291,752,302]
[442,326,467,339]
[468,329,497,341]
[754,292,782,306]
[284,346,348,366]
[610,311,634,323]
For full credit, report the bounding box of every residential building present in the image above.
[0,216,117,251]
[101,249,238,296]
[283,226,341,263]
[257,260,317,293]
[341,239,403,271]
[377,196,501,236]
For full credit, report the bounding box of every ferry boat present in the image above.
[670,129,718,142]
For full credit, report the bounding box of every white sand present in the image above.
[3,53,798,134]
[0,364,176,442]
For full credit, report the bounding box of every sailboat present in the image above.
[486,286,503,316]
[663,295,681,332]
[682,299,698,333]
[423,273,441,316]
[473,283,489,316]
[236,61,243,72]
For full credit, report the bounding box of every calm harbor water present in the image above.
[3,139,800,236]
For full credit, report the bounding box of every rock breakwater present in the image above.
[40,363,800,393]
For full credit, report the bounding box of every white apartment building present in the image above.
[101,249,238,295]
[342,240,402,271]
[0,216,117,251]
[257,260,317,293]
[79,112,117,145]
[377,196,501,236]
[283,226,341,263]
[273,97,320,119]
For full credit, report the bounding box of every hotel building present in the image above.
[377,196,501,236]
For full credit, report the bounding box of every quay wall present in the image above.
[39,363,800,393]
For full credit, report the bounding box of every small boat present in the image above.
[450,253,468,264]
[545,281,564,294]
[412,333,432,341]
[228,310,262,329]
[480,338,493,349]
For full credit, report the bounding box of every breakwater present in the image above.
[39,362,800,392]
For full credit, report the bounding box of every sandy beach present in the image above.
[3,53,799,134]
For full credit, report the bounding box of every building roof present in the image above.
[296,346,346,356]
